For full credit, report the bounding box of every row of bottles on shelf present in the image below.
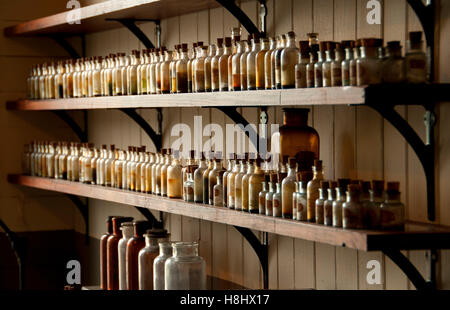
[23,146,404,231]
[26,29,427,99]
[100,217,206,290]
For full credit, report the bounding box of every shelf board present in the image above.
[3,0,221,37]
[6,87,366,110]
[8,174,450,252]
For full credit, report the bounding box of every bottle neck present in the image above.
[173,243,199,257]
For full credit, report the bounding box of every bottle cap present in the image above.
[314,160,322,170]
[347,184,361,192]
[146,228,169,238]
[133,220,152,236]
[326,41,336,51]
[337,178,350,189]
[355,39,362,47]
[288,157,297,168]
[329,181,338,189]
[265,174,271,182]
[110,144,115,151]
[216,38,224,47]
[319,41,328,52]
[371,180,385,192]
[299,40,310,54]
[387,41,401,49]
[224,37,232,47]
[286,31,296,38]
[359,180,371,193]
[320,180,329,189]
[386,181,400,192]
[270,173,278,183]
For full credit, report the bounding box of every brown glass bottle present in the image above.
[107,216,134,290]
[279,108,319,162]
[100,216,114,290]
[126,220,152,290]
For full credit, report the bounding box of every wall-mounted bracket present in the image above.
[407,0,436,81]
[233,227,268,289]
[106,18,160,49]
[135,206,163,228]
[120,108,163,151]
[50,35,82,59]
[52,111,88,142]
[65,194,89,243]
[215,0,260,36]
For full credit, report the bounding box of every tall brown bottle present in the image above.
[126,220,152,290]
[107,216,134,290]
[100,216,114,290]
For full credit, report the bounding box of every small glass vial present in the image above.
[295,41,310,88]
[265,173,276,216]
[331,43,344,86]
[195,46,208,92]
[204,44,216,92]
[306,44,319,88]
[184,166,195,202]
[357,38,383,85]
[272,177,282,218]
[349,39,361,86]
[208,155,225,205]
[342,184,364,229]
[382,41,405,83]
[153,241,173,290]
[366,180,384,229]
[211,38,224,92]
[219,37,232,92]
[194,153,208,203]
[281,31,299,89]
[307,160,324,222]
[315,180,329,225]
[341,40,355,86]
[380,182,405,230]
[264,37,276,89]
[332,179,350,228]
[249,158,265,213]
[118,221,134,290]
[213,175,223,207]
[259,174,270,215]
[281,157,297,219]
[246,34,260,90]
[274,34,286,89]
[314,41,327,88]
[324,181,337,226]
[296,172,309,221]
[167,151,183,199]
[405,31,427,83]
[165,242,206,290]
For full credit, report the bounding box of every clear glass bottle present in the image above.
[380,182,405,230]
[331,43,343,87]
[324,181,337,226]
[231,40,243,91]
[208,155,225,205]
[135,146,146,192]
[121,53,130,95]
[315,180,329,225]
[156,47,166,94]
[222,154,234,207]
[342,184,364,229]
[227,154,240,209]
[195,46,208,92]
[249,158,265,213]
[240,36,251,90]
[306,160,324,222]
[148,50,157,94]
[161,148,171,197]
[126,220,152,290]
[259,174,270,215]
[139,49,150,95]
[357,38,383,85]
[114,149,123,188]
[138,228,170,290]
[165,242,206,290]
[219,37,232,92]
[295,41,310,88]
[194,153,208,203]
[202,154,214,204]
[281,158,297,219]
[314,41,327,88]
[234,155,247,211]
[332,179,349,228]
[153,150,164,195]
[105,145,115,187]
[246,33,260,90]
[382,41,406,83]
[191,42,203,92]
[160,49,172,94]
[113,53,124,95]
[281,31,299,89]
[241,156,255,212]
[274,34,286,89]
[204,44,216,92]
[264,37,277,89]
[211,39,224,92]
[153,241,173,290]
[97,144,107,185]
[341,40,355,86]
[350,39,361,86]
[272,177,282,218]
[176,44,188,93]
[213,175,223,207]
[118,221,134,290]
[265,173,277,216]
[405,31,427,83]
[296,172,310,221]
[366,180,384,229]
[184,166,195,202]
[187,43,197,93]
[254,37,269,90]
[127,50,139,95]
[167,151,183,199]
[170,45,179,94]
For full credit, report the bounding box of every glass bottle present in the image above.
[307,43,319,88]
[120,53,130,95]
[138,228,170,290]
[192,42,203,92]
[167,151,183,199]
[213,175,223,207]
[165,242,206,290]
[143,152,154,193]
[342,184,364,229]
[405,31,427,83]
[195,46,208,92]
[118,221,134,290]
[314,41,327,87]
[153,241,173,290]
[359,180,372,229]
[211,38,224,92]
[107,216,133,290]
[45,142,56,178]
[176,44,189,93]
[231,40,243,91]
[315,180,329,225]
[227,154,240,209]
[254,38,269,90]
[100,216,114,290]
[296,172,311,221]
[97,145,107,185]
[90,147,99,185]
[187,43,197,93]
[357,38,383,85]
[106,54,115,96]
[265,173,277,216]
[350,39,361,86]
[249,158,265,213]
[264,37,276,90]
[227,35,239,92]
[135,146,146,192]
[295,41,310,88]
[208,155,225,205]
[341,40,355,86]
[204,44,216,92]
[105,145,115,187]
[170,45,179,94]
[380,182,405,230]
[274,34,286,89]
[322,42,336,87]
[241,156,255,212]
[139,50,150,95]
[156,47,166,94]
[234,155,247,211]
[366,180,384,229]
[126,220,152,290]
[280,31,299,89]
[113,53,124,95]
[161,148,171,197]
[153,150,164,195]
[272,176,282,218]
[114,149,123,189]
[246,33,260,90]
[331,43,343,87]
[281,158,297,219]
[240,37,251,90]
[184,166,195,202]
[222,154,234,207]
[161,49,172,94]
[307,160,324,222]
[382,41,406,83]
[219,37,232,92]
[194,153,208,203]
[127,50,139,95]
[324,181,337,226]
[279,108,319,161]
[332,179,350,227]
[202,154,214,204]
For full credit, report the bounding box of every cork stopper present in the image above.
[314,160,322,170]
[288,157,297,168]
[299,40,310,54]
[265,174,271,182]
[181,43,188,51]
[286,31,295,39]
[252,32,260,43]
[355,39,362,48]
[224,37,232,47]
[387,41,401,48]
[197,41,204,47]
[270,173,278,183]
[319,41,328,52]
[320,180,330,190]
[282,155,289,165]
[110,144,115,151]
[359,181,371,193]
[371,180,385,193]
[362,38,378,47]
[217,38,224,47]
[386,181,400,192]
[161,148,167,155]
[326,41,336,51]
[329,181,338,189]
[337,178,350,189]
[409,31,423,43]
[347,184,361,193]
[350,179,361,185]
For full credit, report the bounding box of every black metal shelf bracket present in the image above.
[407,0,436,81]
[120,108,163,152]
[233,226,268,289]
[50,35,82,59]
[106,18,160,49]
[65,194,89,243]
[216,0,260,36]
[52,111,88,142]
[135,206,164,228]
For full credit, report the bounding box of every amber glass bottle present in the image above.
[249,158,265,213]
[203,154,214,204]
[255,38,269,90]
[219,37,232,92]
[100,216,114,290]
[279,108,319,162]
[240,37,251,90]
[306,160,324,222]
[187,43,197,93]
[176,44,188,93]
[167,151,183,198]
[274,34,286,89]
[264,37,276,89]
[160,50,172,94]
[107,216,134,290]
[126,220,152,290]
[211,38,224,92]
[195,46,208,92]
[281,31,299,89]
[161,148,171,197]
[247,33,260,90]
[231,41,243,91]
[204,44,216,92]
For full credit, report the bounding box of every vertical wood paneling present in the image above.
[293,0,313,40]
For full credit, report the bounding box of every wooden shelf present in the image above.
[8,174,450,252]
[6,87,365,110]
[3,0,221,37]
